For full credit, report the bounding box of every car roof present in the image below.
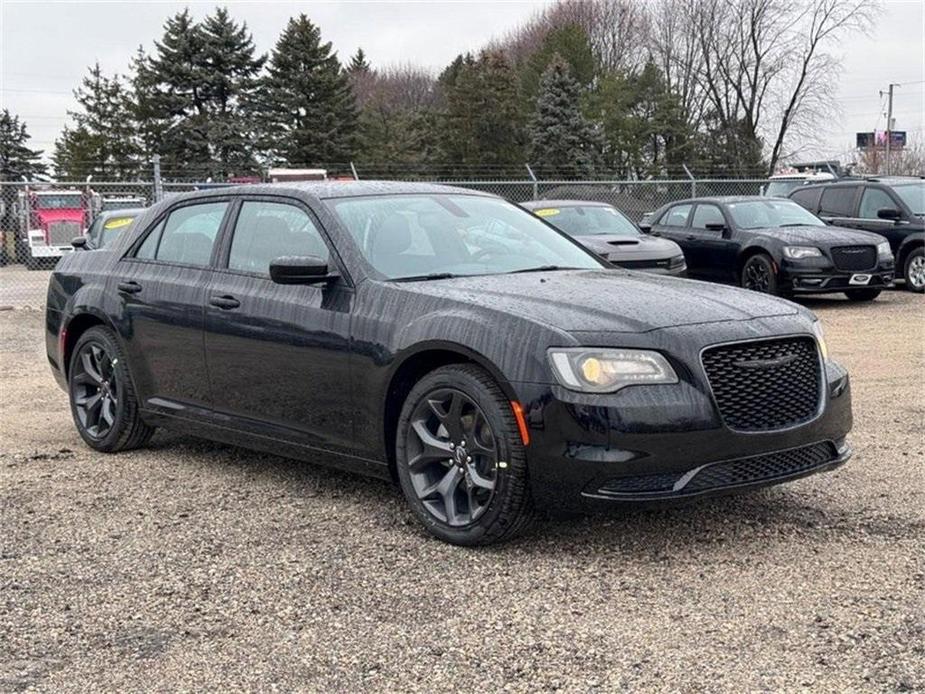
[163,180,498,204]
[660,196,771,206]
[520,199,613,209]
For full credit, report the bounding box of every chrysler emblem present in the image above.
[734,353,800,370]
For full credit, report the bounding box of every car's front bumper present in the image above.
[781,258,894,294]
[513,356,852,513]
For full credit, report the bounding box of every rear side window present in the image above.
[660,204,692,227]
[691,204,725,229]
[135,202,228,266]
[819,187,857,216]
[228,201,329,275]
[789,187,820,211]
[858,187,895,219]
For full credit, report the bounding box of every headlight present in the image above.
[669,254,686,269]
[783,246,822,259]
[812,320,828,361]
[548,348,678,393]
[877,241,892,258]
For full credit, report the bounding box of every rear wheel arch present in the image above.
[62,312,107,379]
[382,344,517,480]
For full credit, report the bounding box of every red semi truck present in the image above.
[15,188,91,269]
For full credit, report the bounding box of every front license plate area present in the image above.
[849,273,872,285]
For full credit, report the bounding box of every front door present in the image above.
[203,197,357,454]
[114,199,231,410]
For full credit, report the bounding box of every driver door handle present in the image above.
[685,235,697,241]
[209,295,240,310]
[117,280,142,294]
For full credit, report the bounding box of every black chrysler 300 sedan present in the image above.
[45,182,853,545]
[643,196,894,300]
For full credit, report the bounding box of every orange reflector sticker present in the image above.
[510,401,530,446]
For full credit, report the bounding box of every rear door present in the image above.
[114,199,231,410]
[817,185,860,226]
[203,197,357,455]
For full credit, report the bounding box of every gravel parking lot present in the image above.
[1,291,922,691]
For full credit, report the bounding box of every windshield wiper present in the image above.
[391,272,459,282]
[509,265,577,274]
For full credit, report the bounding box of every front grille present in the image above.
[831,245,876,271]
[47,221,81,246]
[613,258,669,269]
[596,441,838,497]
[683,442,838,492]
[702,337,821,431]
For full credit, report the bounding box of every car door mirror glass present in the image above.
[269,255,333,285]
[877,207,902,221]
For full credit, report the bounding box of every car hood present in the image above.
[574,234,681,259]
[750,224,885,245]
[401,269,799,333]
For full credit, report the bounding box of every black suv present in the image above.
[788,178,924,292]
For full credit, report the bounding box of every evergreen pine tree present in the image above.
[52,63,140,180]
[347,48,371,74]
[528,55,603,177]
[0,110,47,180]
[257,14,358,166]
[440,51,525,173]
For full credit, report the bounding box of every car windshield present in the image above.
[765,180,804,198]
[890,182,924,216]
[34,194,82,209]
[93,215,136,248]
[727,199,826,229]
[530,205,640,237]
[328,194,604,280]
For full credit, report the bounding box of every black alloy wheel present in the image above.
[741,254,778,295]
[405,387,499,526]
[68,326,154,452]
[396,364,533,545]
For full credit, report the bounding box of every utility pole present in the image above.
[882,83,897,175]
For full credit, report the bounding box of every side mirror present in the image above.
[71,236,88,249]
[269,255,336,285]
[877,207,902,221]
[638,222,652,234]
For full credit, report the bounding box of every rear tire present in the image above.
[741,254,780,295]
[68,326,154,452]
[844,288,882,302]
[395,364,534,545]
[903,247,924,293]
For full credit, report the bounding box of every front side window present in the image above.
[819,186,857,216]
[533,205,639,237]
[135,202,228,266]
[691,204,725,229]
[660,204,692,227]
[858,187,896,219]
[727,199,826,229]
[228,201,329,275]
[890,182,924,216]
[327,194,603,280]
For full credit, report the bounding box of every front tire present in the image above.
[903,247,924,293]
[844,288,882,302]
[395,364,533,545]
[68,326,154,452]
[741,254,780,295]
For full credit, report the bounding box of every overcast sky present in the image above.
[1,0,922,169]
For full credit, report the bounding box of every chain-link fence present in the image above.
[0,176,771,308]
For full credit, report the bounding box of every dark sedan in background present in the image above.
[521,200,686,275]
[46,182,852,545]
[643,196,894,300]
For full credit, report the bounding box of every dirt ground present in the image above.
[1,290,923,692]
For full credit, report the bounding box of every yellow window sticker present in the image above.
[534,208,560,217]
[103,217,133,230]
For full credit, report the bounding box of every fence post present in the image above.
[682,164,696,198]
[525,164,538,200]
[152,155,163,203]
[350,161,359,181]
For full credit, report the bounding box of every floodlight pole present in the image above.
[884,83,897,175]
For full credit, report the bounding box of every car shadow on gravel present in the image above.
[145,432,923,553]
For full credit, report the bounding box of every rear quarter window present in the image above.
[789,187,821,211]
